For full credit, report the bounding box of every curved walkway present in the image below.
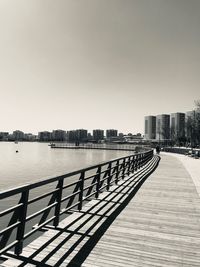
[82,154,200,267]
[1,154,200,266]
[163,152,200,197]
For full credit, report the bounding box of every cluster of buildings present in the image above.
[38,129,119,142]
[144,110,198,143]
[0,129,143,143]
[0,131,37,142]
[38,129,142,142]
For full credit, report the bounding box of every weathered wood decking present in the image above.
[1,154,200,266]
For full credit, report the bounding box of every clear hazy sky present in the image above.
[0,0,200,134]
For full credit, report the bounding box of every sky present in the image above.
[0,0,200,135]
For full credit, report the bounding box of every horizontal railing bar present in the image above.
[82,164,123,181]
[0,204,23,218]
[62,180,81,190]
[98,169,109,175]
[23,216,56,240]
[61,191,81,203]
[117,173,126,180]
[60,201,80,215]
[100,176,111,183]
[83,191,97,201]
[28,189,59,205]
[83,182,98,191]
[100,184,108,191]
[0,240,18,255]
[26,202,57,222]
[83,175,96,181]
[0,221,20,236]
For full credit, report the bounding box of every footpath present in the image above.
[1,154,200,267]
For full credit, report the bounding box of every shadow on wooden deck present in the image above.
[4,156,160,267]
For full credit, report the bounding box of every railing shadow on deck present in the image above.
[3,155,160,267]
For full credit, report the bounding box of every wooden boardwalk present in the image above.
[1,154,200,266]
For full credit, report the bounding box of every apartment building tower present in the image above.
[156,114,170,140]
[170,112,185,139]
[144,116,156,140]
[93,129,104,141]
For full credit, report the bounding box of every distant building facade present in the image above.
[38,131,51,141]
[170,112,185,139]
[124,133,143,142]
[67,129,88,142]
[0,132,9,141]
[52,130,66,141]
[106,129,118,138]
[144,116,156,140]
[93,129,104,141]
[12,130,25,141]
[66,130,76,142]
[76,129,88,142]
[156,114,170,140]
[24,133,37,141]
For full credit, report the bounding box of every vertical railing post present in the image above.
[130,156,134,173]
[127,157,131,176]
[138,154,141,169]
[135,155,139,171]
[95,166,101,198]
[139,154,141,168]
[53,178,64,227]
[122,158,126,179]
[141,153,144,167]
[107,162,112,190]
[78,172,85,211]
[15,190,29,255]
[115,160,119,184]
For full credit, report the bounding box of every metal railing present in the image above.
[0,150,153,257]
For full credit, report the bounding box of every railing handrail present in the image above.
[0,149,154,256]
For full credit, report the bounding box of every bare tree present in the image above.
[194,100,200,146]
[186,116,195,147]
[170,125,176,146]
[195,99,200,110]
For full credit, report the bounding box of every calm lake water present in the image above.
[0,142,134,252]
[0,142,132,191]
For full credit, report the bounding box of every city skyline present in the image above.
[0,0,200,134]
[0,105,198,136]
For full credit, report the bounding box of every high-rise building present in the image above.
[144,116,156,140]
[52,130,66,141]
[170,113,185,139]
[38,131,52,141]
[66,129,88,142]
[93,129,104,141]
[0,132,9,141]
[106,129,118,138]
[13,130,25,141]
[66,130,77,142]
[76,129,88,142]
[24,133,37,141]
[156,114,170,140]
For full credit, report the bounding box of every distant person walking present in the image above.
[156,145,160,154]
